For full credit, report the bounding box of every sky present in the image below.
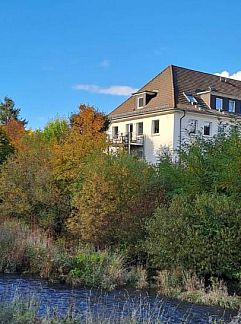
[1,0,241,129]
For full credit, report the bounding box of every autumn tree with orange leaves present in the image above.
[53,104,110,185]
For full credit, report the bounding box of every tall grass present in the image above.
[0,219,146,290]
[156,270,241,309]
[0,291,232,324]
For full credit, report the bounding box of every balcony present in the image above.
[110,132,144,146]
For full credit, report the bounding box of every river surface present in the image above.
[0,275,237,323]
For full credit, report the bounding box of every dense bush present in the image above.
[0,140,70,234]
[68,152,164,247]
[146,193,241,277]
[157,125,241,198]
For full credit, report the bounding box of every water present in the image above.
[0,275,237,323]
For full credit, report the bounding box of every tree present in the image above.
[41,118,69,143]
[2,119,26,150]
[70,104,110,135]
[0,97,27,126]
[0,134,70,235]
[0,128,14,165]
[157,123,241,198]
[53,104,108,186]
[67,153,164,248]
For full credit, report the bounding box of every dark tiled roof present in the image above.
[109,65,241,118]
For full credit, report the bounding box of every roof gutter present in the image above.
[179,109,186,152]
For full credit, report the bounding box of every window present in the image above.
[152,120,159,134]
[137,122,143,135]
[112,126,118,138]
[215,97,223,110]
[218,122,228,133]
[203,122,211,136]
[187,119,198,134]
[228,100,235,113]
[137,97,144,109]
[183,92,198,105]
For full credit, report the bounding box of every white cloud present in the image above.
[214,70,241,81]
[73,84,138,96]
[100,59,110,68]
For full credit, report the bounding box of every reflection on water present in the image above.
[0,275,237,323]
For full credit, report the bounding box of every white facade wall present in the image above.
[109,112,175,164]
[173,110,233,151]
[109,110,236,164]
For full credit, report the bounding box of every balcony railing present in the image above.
[110,132,144,146]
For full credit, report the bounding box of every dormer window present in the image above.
[215,97,223,111]
[137,96,144,109]
[228,100,235,113]
[183,92,198,105]
[134,90,157,110]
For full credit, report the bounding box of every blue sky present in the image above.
[1,0,241,129]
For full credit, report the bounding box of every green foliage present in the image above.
[0,128,14,165]
[145,125,241,284]
[41,118,69,143]
[0,138,70,234]
[68,152,164,247]
[69,249,126,289]
[157,125,241,197]
[146,192,241,277]
[0,97,27,125]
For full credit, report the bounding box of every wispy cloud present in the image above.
[100,59,110,68]
[73,84,138,96]
[214,70,241,81]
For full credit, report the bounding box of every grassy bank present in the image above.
[156,270,241,310]
[0,219,147,290]
[0,219,240,310]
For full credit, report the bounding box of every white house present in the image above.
[108,65,241,164]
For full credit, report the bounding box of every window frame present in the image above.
[137,96,145,109]
[136,122,144,136]
[152,119,160,135]
[112,126,119,138]
[215,97,223,111]
[203,121,211,136]
[228,100,236,113]
[183,92,198,105]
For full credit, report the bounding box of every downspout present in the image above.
[179,109,186,151]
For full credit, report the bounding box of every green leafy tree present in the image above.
[157,123,241,198]
[41,118,69,143]
[0,97,27,125]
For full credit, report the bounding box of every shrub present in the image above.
[146,193,241,278]
[68,249,126,290]
[68,153,164,248]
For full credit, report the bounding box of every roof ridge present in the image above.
[172,65,241,83]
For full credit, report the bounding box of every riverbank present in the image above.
[0,219,147,290]
[0,275,238,323]
[0,219,241,311]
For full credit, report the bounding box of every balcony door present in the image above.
[126,123,133,141]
